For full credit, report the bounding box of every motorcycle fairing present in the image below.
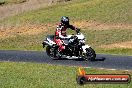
[82,45,91,53]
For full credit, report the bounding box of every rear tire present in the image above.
[46,46,62,59]
[46,46,55,59]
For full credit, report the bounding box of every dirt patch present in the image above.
[0,23,52,38]
[73,20,132,30]
[0,0,63,20]
[0,0,50,20]
[99,41,132,49]
[51,0,71,3]
[0,0,72,20]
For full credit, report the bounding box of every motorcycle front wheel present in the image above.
[83,47,96,61]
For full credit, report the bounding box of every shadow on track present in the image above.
[53,57,106,62]
[92,57,106,61]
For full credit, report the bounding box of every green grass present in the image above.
[0,25,55,50]
[1,0,132,26]
[0,34,43,50]
[96,48,132,56]
[82,29,132,46]
[84,28,132,55]
[0,62,131,88]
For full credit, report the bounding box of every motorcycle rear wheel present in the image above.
[46,46,61,59]
[46,46,55,59]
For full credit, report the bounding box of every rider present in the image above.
[54,16,80,55]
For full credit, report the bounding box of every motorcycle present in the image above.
[42,30,96,61]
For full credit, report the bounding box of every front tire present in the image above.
[84,47,96,61]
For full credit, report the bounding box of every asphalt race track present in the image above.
[0,50,132,70]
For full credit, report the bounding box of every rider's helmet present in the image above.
[61,16,69,25]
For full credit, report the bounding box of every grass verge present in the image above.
[0,62,131,88]
[95,48,132,56]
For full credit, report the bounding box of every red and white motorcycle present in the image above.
[42,30,96,61]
